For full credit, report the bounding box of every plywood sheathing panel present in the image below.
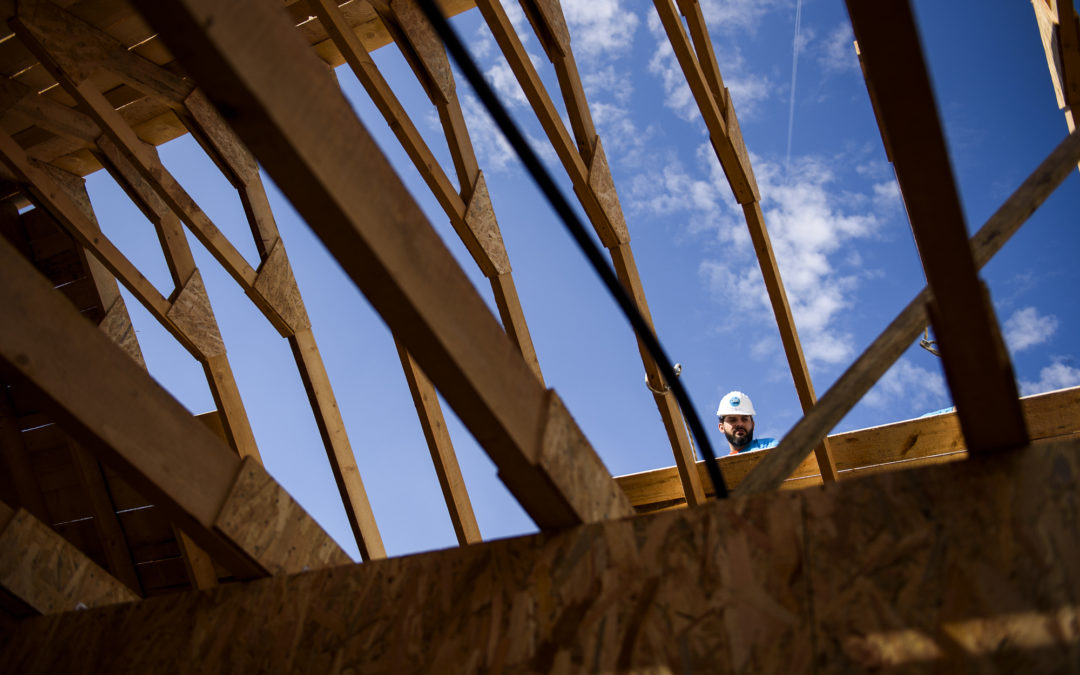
[0,504,138,615]
[4,439,1080,671]
[213,457,352,575]
[252,238,311,337]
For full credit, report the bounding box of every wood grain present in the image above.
[4,439,1078,671]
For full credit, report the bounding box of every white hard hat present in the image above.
[716,391,755,417]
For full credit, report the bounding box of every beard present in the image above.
[725,427,754,449]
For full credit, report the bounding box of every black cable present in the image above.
[417,0,729,499]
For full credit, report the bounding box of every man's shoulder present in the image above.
[747,438,778,451]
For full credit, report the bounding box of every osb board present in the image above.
[213,457,352,576]
[4,440,1079,672]
[0,509,136,615]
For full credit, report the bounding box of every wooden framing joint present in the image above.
[252,238,311,337]
[522,0,571,59]
[183,88,260,187]
[0,503,139,615]
[99,295,147,369]
[463,171,511,277]
[213,456,352,575]
[166,268,226,359]
[532,389,635,524]
[390,0,456,105]
[723,88,760,204]
[586,136,630,247]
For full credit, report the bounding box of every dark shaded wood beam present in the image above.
[846,0,1027,453]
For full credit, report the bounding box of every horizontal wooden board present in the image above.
[617,386,1080,511]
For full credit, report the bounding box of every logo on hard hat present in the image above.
[729,396,740,407]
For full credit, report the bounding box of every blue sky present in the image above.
[85,0,1079,559]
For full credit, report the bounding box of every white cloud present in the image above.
[655,147,885,367]
[562,0,640,58]
[459,94,556,172]
[582,65,634,105]
[647,33,699,122]
[871,179,901,210]
[818,23,858,72]
[1020,358,1080,395]
[645,13,772,123]
[1004,306,1058,353]
[862,358,949,413]
[485,60,532,108]
[699,0,785,35]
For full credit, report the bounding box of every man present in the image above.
[716,390,778,455]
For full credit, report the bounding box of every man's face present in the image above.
[720,415,755,449]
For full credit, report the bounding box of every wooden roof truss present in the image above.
[0,0,1078,669]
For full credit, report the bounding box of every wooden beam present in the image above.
[0,500,138,616]
[68,442,143,595]
[847,0,1027,453]
[4,438,1080,671]
[736,128,1080,494]
[131,0,633,529]
[289,328,386,560]
[652,0,838,482]
[0,234,350,577]
[0,389,50,524]
[619,385,1080,511]
[396,340,482,546]
[12,3,385,556]
[477,0,707,504]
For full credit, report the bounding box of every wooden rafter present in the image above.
[846,0,1028,453]
[474,0,708,506]
[133,0,634,529]
[652,0,839,483]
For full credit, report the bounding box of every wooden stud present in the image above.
[67,442,143,595]
[609,242,706,506]
[473,0,620,245]
[652,0,759,203]
[478,0,707,502]
[742,202,839,483]
[846,0,1027,453]
[0,391,50,524]
[289,328,385,560]
[134,0,633,529]
[396,340,482,546]
[736,128,1080,494]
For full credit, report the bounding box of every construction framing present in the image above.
[0,0,1078,670]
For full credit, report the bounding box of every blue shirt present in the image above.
[739,438,778,453]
